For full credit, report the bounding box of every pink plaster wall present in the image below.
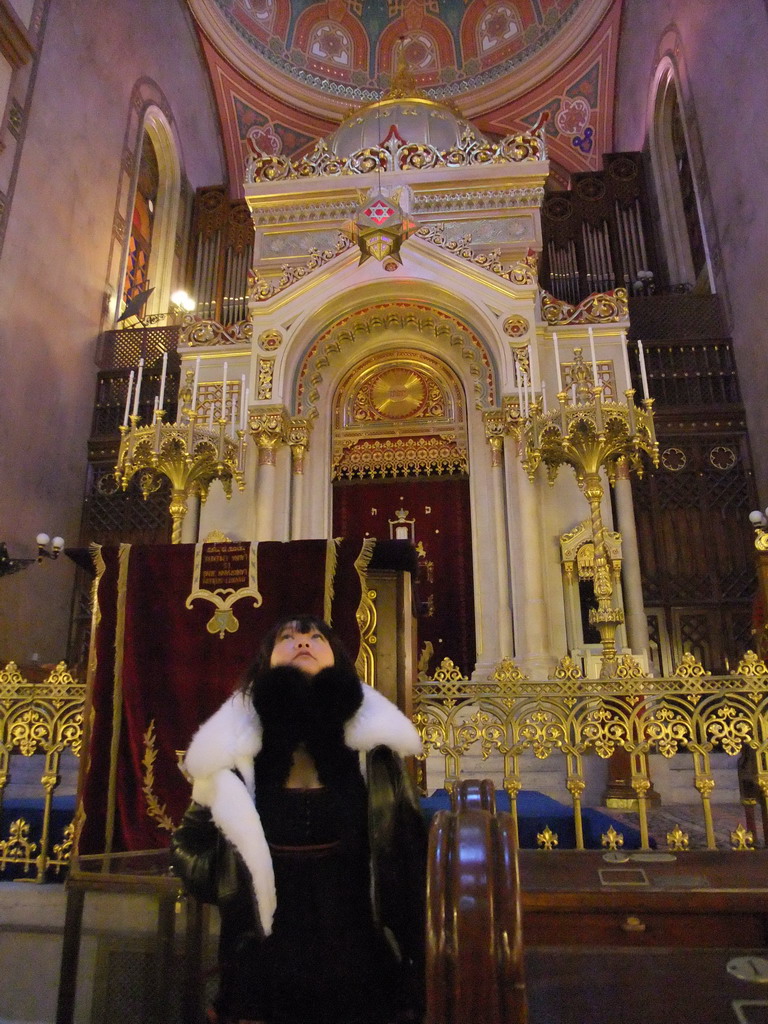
[614,0,768,502]
[0,0,224,663]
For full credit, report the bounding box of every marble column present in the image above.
[614,457,650,657]
[512,441,551,675]
[180,493,201,543]
[288,417,311,540]
[483,410,514,659]
[249,406,289,541]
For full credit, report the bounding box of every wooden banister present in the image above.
[426,780,527,1024]
[450,777,497,813]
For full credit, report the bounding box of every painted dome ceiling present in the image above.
[189,0,622,189]
[194,0,602,103]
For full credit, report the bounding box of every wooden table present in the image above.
[520,849,768,948]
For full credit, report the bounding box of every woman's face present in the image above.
[269,623,335,675]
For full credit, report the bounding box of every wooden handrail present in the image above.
[450,777,497,813]
[426,780,527,1024]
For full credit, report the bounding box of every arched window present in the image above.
[650,63,712,293]
[122,132,158,307]
[669,93,707,287]
[117,103,181,321]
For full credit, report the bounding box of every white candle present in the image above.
[240,376,247,430]
[541,379,547,414]
[571,382,576,404]
[523,373,529,418]
[132,358,144,418]
[527,345,535,410]
[230,392,236,434]
[221,362,228,421]
[242,387,250,431]
[637,338,650,399]
[588,328,599,386]
[515,360,523,414]
[123,370,134,427]
[158,351,168,412]
[191,357,200,410]
[621,331,632,394]
[208,406,214,430]
[552,332,563,392]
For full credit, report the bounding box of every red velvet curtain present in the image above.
[81,540,368,854]
[333,477,475,675]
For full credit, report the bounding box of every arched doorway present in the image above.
[330,349,476,676]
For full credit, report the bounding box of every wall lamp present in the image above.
[170,290,196,318]
[0,534,65,577]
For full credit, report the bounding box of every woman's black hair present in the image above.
[240,614,357,693]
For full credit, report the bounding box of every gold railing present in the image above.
[414,652,768,852]
[4,648,766,878]
[0,662,84,880]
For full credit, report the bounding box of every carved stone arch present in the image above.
[330,344,477,675]
[295,301,497,419]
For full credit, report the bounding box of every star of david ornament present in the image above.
[343,191,415,265]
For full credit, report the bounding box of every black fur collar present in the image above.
[250,664,363,787]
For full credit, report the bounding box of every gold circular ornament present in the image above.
[370,368,428,419]
[709,445,737,471]
[661,447,686,472]
[503,315,530,338]
[258,329,283,352]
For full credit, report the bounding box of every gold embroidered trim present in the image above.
[353,538,377,687]
[142,719,177,834]
[78,543,107,857]
[324,539,339,626]
[105,543,131,856]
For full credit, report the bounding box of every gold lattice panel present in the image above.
[334,434,468,479]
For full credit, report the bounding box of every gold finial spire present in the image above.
[383,41,427,100]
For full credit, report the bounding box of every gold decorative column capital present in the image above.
[248,405,291,466]
[483,409,506,467]
[502,394,525,441]
[288,416,312,475]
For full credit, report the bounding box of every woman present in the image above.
[171,615,427,1024]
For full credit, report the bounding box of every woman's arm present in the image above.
[170,801,239,904]
[368,747,428,959]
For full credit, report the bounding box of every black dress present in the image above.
[225,771,399,1024]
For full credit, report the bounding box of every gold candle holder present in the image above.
[115,373,246,543]
[521,348,658,677]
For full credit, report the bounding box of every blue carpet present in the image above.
[421,789,648,850]
[1,796,76,880]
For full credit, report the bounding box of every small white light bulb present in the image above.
[36,532,50,546]
[52,536,65,551]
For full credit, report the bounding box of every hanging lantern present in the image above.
[344,192,415,266]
